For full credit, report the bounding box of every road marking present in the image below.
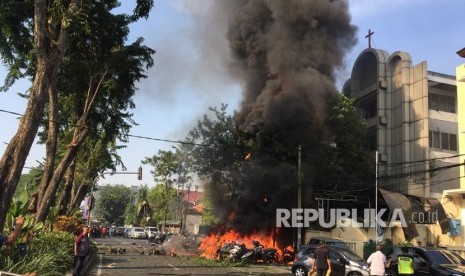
[168,263,180,271]
[97,254,102,276]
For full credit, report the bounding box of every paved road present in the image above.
[86,237,292,276]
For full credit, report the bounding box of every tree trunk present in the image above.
[70,180,89,214]
[0,65,48,229]
[37,83,59,210]
[57,158,76,215]
[0,0,81,230]
[35,119,88,222]
[35,67,106,222]
[70,159,93,213]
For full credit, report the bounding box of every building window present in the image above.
[429,131,457,151]
[429,131,440,148]
[428,93,456,113]
[441,132,449,150]
[450,134,457,151]
[365,127,377,151]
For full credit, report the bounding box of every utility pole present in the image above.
[182,183,191,235]
[375,151,378,243]
[297,145,302,249]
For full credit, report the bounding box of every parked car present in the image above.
[145,227,158,238]
[130,227,148,239]
[307,237,351,250]
[385,246,465,276]
[298,237,351,259]
[123,227,132,238]
[114,226,125,236]
[292,245,369,276]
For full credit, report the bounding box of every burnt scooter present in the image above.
[215,241,247,261]
[149,232,167,244]
[241,240,279,263]
[281,248,295,264]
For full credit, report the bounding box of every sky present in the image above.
[1,0,464,189]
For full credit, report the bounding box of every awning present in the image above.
[378,188,450,240]
[429,197,451,234]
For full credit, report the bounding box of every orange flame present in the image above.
[245,152,251,160]
[199,228,293,262]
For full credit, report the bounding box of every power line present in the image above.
[0,108,23,116]
[2,107,464,181]
[0,107,219,148]
[126,134,215,148]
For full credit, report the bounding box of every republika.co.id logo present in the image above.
[276,208,438,228]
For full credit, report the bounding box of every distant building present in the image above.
[343,48,460,198]
[176,189,204,235]
[303,47,465,253]
[442,57,465,251]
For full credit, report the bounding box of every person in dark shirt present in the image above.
[310,240,331,276]
[73,226,90,276]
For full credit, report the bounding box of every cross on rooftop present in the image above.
[365,29,374,48]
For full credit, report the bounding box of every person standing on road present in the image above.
[397,247,414,275]
[310,240,331,276]
[73,226,90,276]
[101,225,107,238]
[367,244,387,276]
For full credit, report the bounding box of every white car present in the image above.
[130,227,147,239]
[145,227,158,238]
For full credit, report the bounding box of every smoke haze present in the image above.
[204,0,357,237]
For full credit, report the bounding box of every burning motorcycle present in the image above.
[281,248,295,264]
[241,240,279,263]
[215,241,248,261]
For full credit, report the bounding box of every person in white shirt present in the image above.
[367,244,387,276]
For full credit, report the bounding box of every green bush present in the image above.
[1,231,75,276]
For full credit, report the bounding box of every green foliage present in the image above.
[0,0,156,225]
[124,201,137,225]
[14,167,43,199]
[186,104,252,183]
[182,104,255,223]
[94,184,131,225]
[0,231,74,276]
[147,184,178,223]
[326,94,375,190]
[143,150,179,183]
[6,198,29,229]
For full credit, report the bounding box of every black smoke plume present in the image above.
[205,0,357,243]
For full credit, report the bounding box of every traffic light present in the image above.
[137,166,142,180]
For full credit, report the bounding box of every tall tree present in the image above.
[185,104,252,189]
[143,150,179,231]
[326,94,375,190]
[0,0,84,229]
[184,104,253,222]
[94,184,131,226]
[136,184,152,225]
[34,1,155,223]
[146,184,178,225]
[0,0,155,225]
